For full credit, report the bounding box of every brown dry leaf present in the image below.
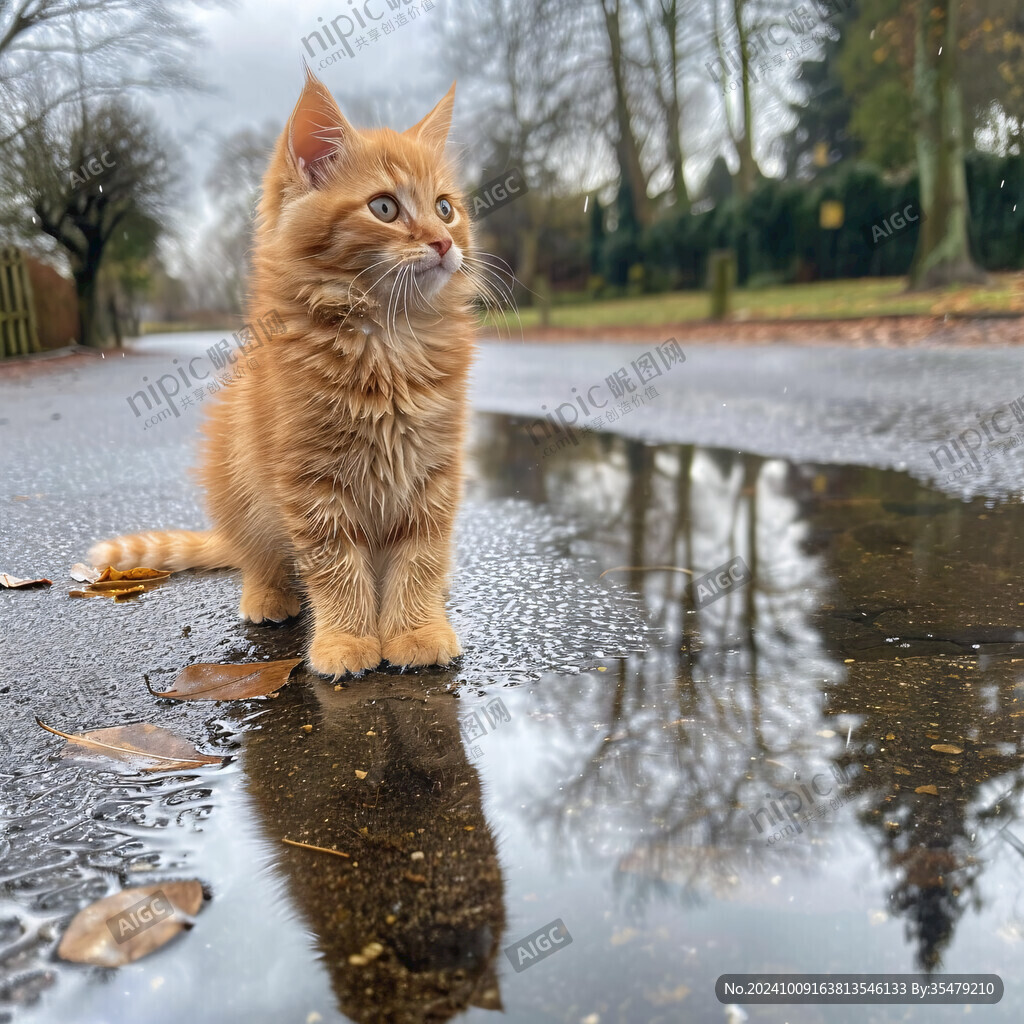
[915,785,939,795]
[57,881,203,966]
[67,565,170,602]
[37,720,224,772]
[148,658,303,700]
[931,743,964,755]
[88,578,165,592]
[1,573,52,589]
[94,566,172,582]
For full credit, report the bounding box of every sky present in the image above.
[152,0,456,266]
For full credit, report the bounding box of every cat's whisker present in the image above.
[410,272,445,326]
[461,254,518,298]
[461,257,524,343]
[462,258,519,314]
[345,256,400,299]
[385,265,407,341]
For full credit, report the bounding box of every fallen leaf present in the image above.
[94,566,172,582]
[1,573,52,589]
[148,658,302,700]
[88,579,165,592]
[67,564,171,601]
[931,744,963,755]
[354,769,368,780]
[915,785,939,795]
[57,881,203,966]
[70,584,147,600]
[37,720,223,771]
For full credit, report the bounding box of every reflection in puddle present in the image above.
[242,677,504,1023]
[6,412,1024,1022]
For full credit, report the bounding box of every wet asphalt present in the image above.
[1,332,1024,1024]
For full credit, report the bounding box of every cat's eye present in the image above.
[368,195,400,222]
[436,197,454,222]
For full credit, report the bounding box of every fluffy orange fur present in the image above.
[89,70,477,679]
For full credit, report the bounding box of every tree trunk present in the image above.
[517,221,540,307]
[75,269,103,348]
[730,0,758,197]
[600,0,653,227]
[908,0,987,289]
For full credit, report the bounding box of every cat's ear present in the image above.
[287,66,352,187]
[404,82,456,156]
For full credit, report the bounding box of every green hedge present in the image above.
[598,153,1024,290]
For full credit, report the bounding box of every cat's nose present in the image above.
[429,239,452,257]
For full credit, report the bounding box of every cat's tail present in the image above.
[87,530,233,572]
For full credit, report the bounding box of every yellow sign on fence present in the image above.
[819,201,845,230]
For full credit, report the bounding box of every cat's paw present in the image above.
[307,630,382,679]
[240,583,302,624]
[382,621,462,669]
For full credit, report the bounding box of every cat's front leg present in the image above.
[297,538,382,679]
[379,498,461,669]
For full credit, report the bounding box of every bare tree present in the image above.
[438,0,585,301]
[196,123,278,313]
[0,0,215,149]
[1,97,176,345]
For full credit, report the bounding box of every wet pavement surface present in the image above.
[2,334,1024,1023]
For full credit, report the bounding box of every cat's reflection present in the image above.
[242,674,505,1023]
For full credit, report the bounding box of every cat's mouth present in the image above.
[411,258,457,295]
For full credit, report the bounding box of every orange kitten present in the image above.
[89,70,477,679]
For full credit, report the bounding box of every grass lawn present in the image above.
[143,274,1024,336]
[485,274,1024,331]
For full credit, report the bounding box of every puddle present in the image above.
[4,412,1024,1022]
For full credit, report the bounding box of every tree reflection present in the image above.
[470,415,1024,971]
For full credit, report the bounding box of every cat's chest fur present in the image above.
[261,323,467,528]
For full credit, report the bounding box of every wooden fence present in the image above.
[0,246,41,357]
